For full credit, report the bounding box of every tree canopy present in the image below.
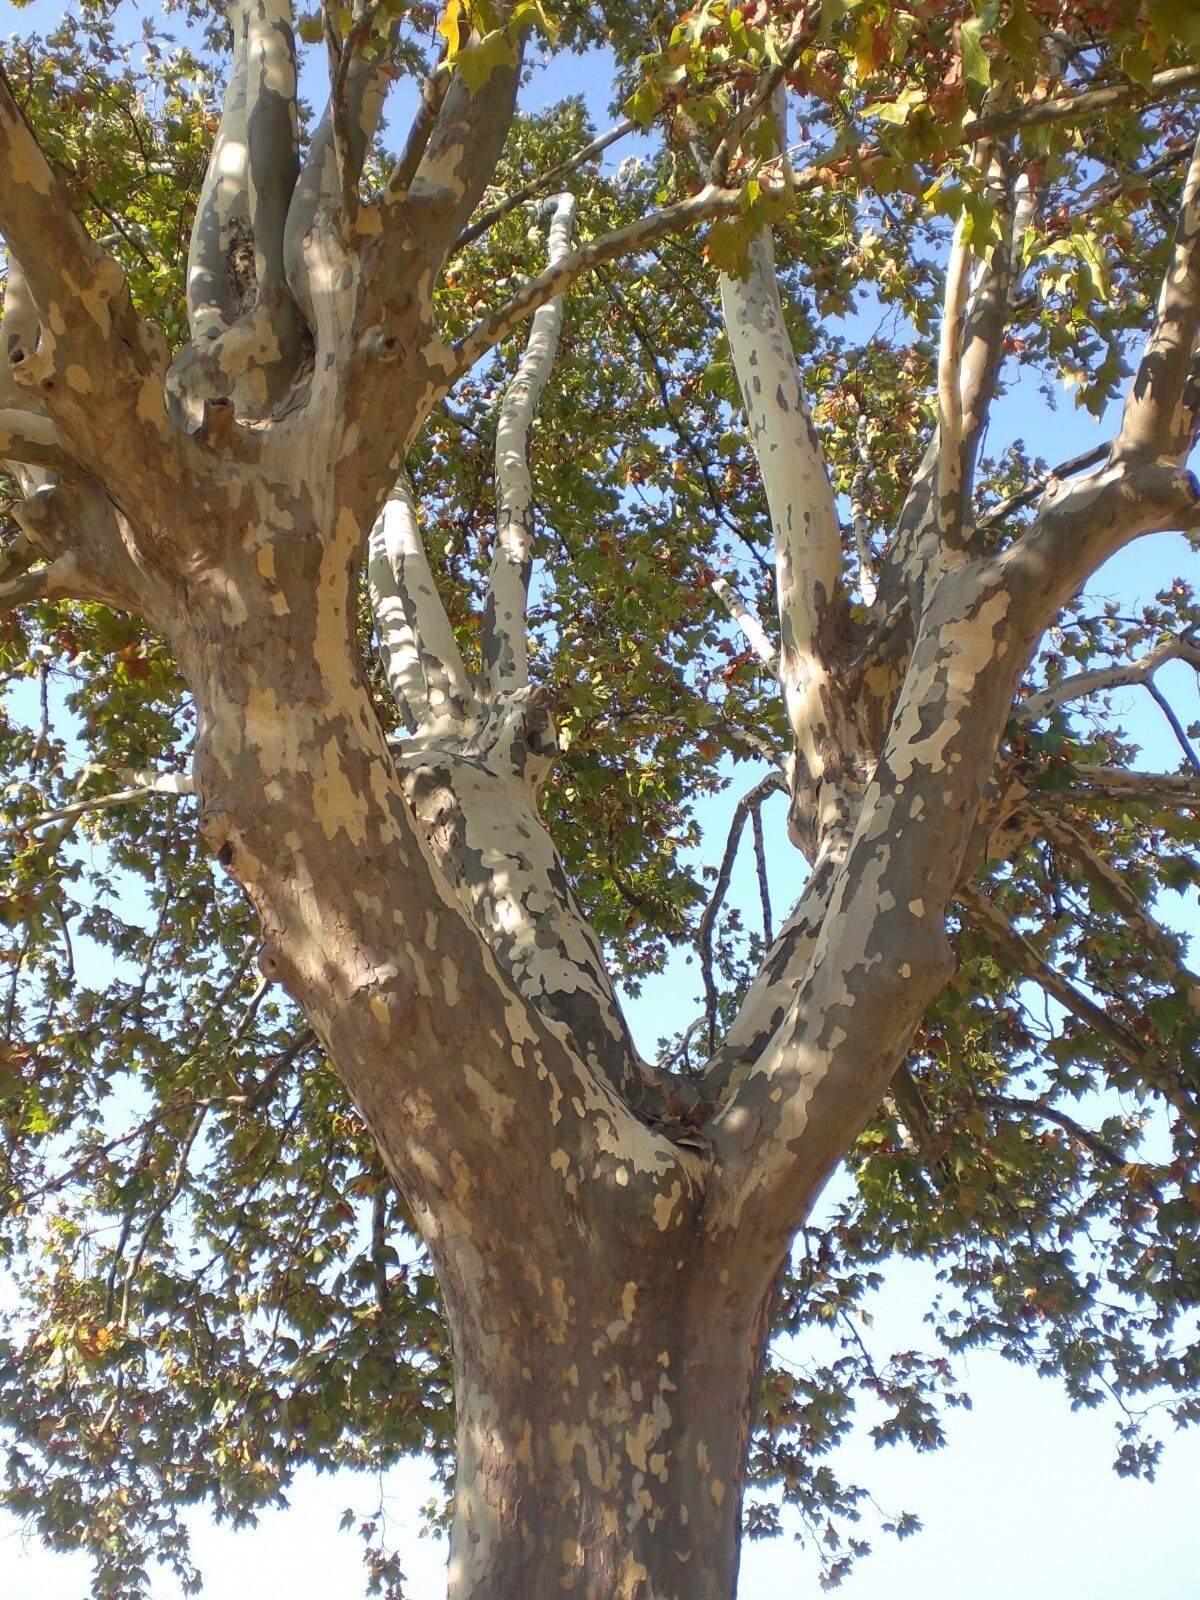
[1,2,1199,1596]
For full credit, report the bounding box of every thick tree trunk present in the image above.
[155,512,782,1600]
[441,1243,774,1600]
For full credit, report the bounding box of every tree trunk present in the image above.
[440,1237,775,1600]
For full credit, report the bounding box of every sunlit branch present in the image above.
[285,56,391,319]
[0,409,63,470]
[0,554,84,616]
[977,442,1109,534]
[0,257,45,449]
[244,0,300,308]
[721,214,861,856]
[447,183,746,386]
[186,0,251,339]
[23,769,193,832]
[1018,632,1200,722]
[367,470,473,727]
[849,416,878,606]
[456,118,637,250]
[385,63,453,204]
[0,69,136,378]
[1032,763,1200,809]
[966,62,1200,143]
[1116,126,1200,461]
[935,214,970,536]
[710,575,778,670]
[482,193,575,694]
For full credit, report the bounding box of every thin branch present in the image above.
[935,209,971,536]
[24,770,194,832]
[975,1091,1127,1168]
[890,1061,946,1176]
[1145,678,1200,775]
[447,182,746,385]
[322,0,355,219]
[384,60,453,204]
[456,118,639,248]
[1018,631,1200,722]
[977,442,1110,533]
[1034,809,1199,986]
[751,801,772,946]
[849,417,878,606]
[706,12,817,186]
[958,882,1150,1072]
[710,575,778,670]
[698,772,787,1052]
[1033,763,1200,808]
[964,62,1200,144]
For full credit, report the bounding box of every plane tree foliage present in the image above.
[0,1,1199,1595]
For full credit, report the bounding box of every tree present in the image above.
[2,1,1200,1595]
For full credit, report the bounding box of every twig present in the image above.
[456,118,638,249]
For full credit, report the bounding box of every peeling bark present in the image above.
[5,20,1200,1597]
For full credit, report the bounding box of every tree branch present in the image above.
[446,183,746,386]
[24,769,194,833]
[1018,631,1200,722]
[1115,125,1200,462]
[244,0,300,309]
[285,41,393,316]
[367,470,473,728]
[0,554,85,615]
[974,1091,1127,1169]
[0,408,63,470]
[976,442,1109,534]
[186,0,252,339]
[481,193,575,694]
[958,882,1151,1072]
[720,222,863,857]
[710,575,778,671]
[965,62,1200,144]
[1031,762,1200,809]
[456,118,637,251]
[1034,810,1199,990]
[0,67,138,379]
[384,62,452,204]
[698,771,787,1053]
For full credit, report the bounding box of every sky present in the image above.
[2,3,1200,1598]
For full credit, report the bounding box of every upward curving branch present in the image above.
[0,69,140,393]
[481,193,576,694]
[367,471,473,729]
[1116,125,1200,462]
[720,227,863,857]
[186,1,252,340]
